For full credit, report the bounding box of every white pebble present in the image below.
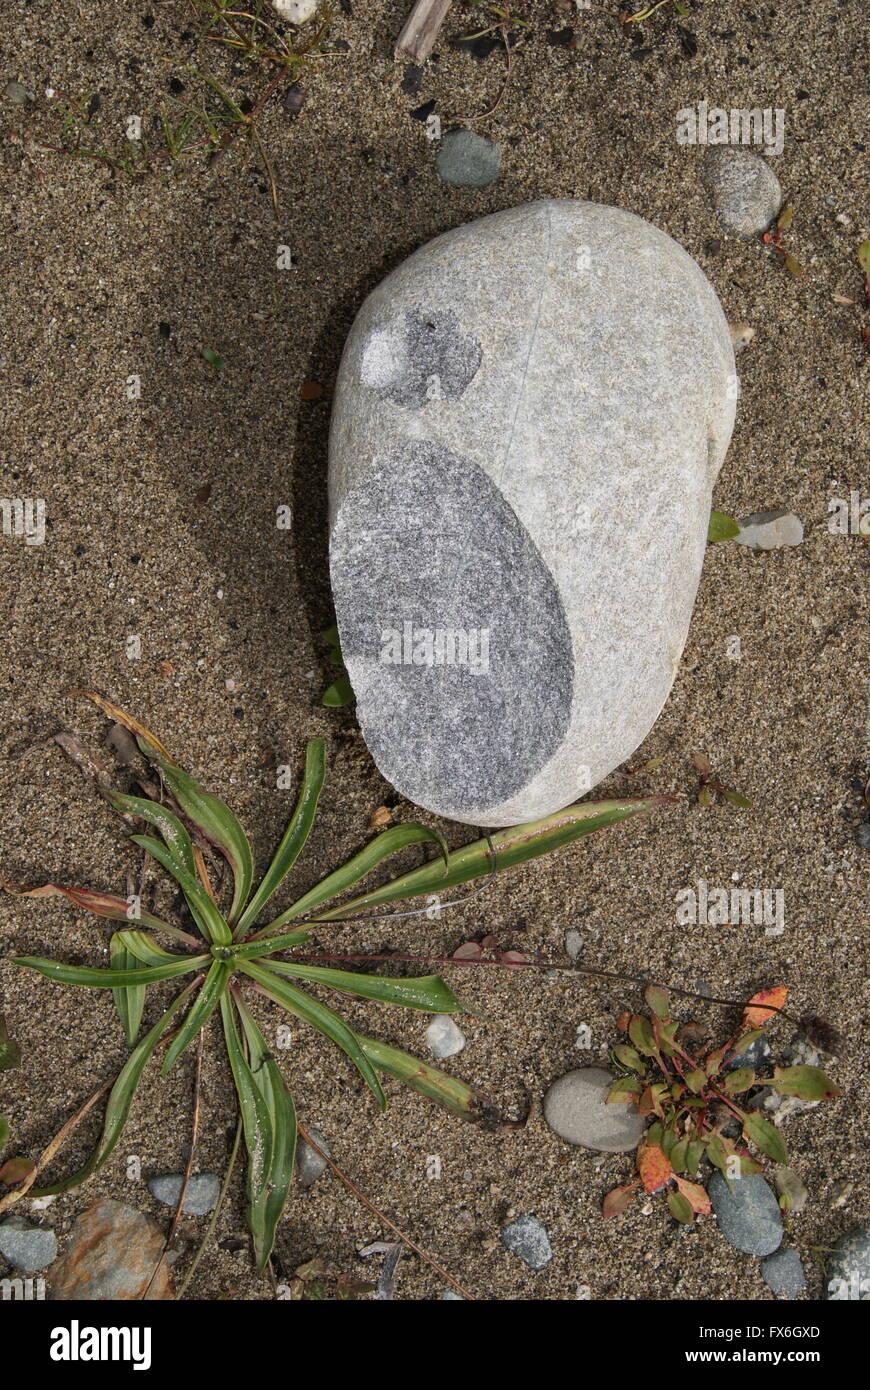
[425,1014,466,1059]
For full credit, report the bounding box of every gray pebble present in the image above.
[725,1035,772,1073]
[500,1214,552,1270]
[734,510,804,550]
[3,80,32,106]
[826,1227,870,1300]
[0,1214,58,1272]
[435,129,502,188]
[854,822,870,850]
[709,1171,783,1255]
[296,1127,331,1188]
[761,1247,806,1298]
[425,1014,466,1059]
[703,146,782,237]
[147,1171,221,1215]
[543,1066,645,1152]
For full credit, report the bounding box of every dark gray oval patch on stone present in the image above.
[359,308,481,409]
[331,442,573,819]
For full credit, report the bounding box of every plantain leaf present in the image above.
[769,1065,840,1101]
[161,960,232,1072]
[233,739,326,937]
[143,753,253,928]
[101,788,196,876]
[31,983,197,1196]
[628,1015,657,1058]
[11,953,209,988]
[234,929,312,960]
[1,882,196,946]
[232,992,297,1270]
[255,959,463,1014]
[237,960,385,1110]
[258,822,451,936]
[110,934,146,1046]
[358,1035,501,1126]
[220,994,274,1266]
[131,833,231,945]
[644,985,670,1019]
[722,1067,756,1095]
[310,797,671,921]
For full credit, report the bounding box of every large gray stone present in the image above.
[329,200,736,825]
[708,1171,783,1256]
[0,1214,57,1272]
[543,1065,645,1152]
[826,1227,870,1300]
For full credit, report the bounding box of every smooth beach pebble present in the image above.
[761,1248,807,1298]
[425,1014,466,1059]
[500,1214,552,1269]
[702,146,782,236]
[708,1171,783,1256]
[148,1172,220,1215]
[435,129,502,188]
[0,1214,57,1272]
[543,1066,645,1152]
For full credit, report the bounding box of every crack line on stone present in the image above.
[495,202,552,492]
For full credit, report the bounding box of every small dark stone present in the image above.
[233,708,244,720]
[128,554,141,564]
[796,88,809,99]
[74,544,87,556]
[87,92,101,118]
[854,822,870,850]
[158,321,171,339]
[410,99,436,123]
[450,34,503,62]
[284,83,307,114]
[142,14,155,28]
[629,47,652,61]
[546,27,575,49]
[168,77,185,95]
[676,27,698,58]
[402,64,424,95]
[332,39,350,52]
[706,238,722,256]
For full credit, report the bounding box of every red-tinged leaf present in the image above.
[705,1047,727,1077]
[452,942,482,962]
[667,1189,694,1224]
[637,1086,657,1117]
[692,752,712,780]
[743,1112,788,1165]
[500,950,531,967]
[858,240,870,276]
[602,1184,636,1218]
[615,1011,631,1032]
[300,381,323,401]
[0,1156,35,1185]
[638,1142,672,1193]
[74,691,174,762]
[742,986,788,1029]
[685,1068,707,1094]
[675,1176,712,1214]
[629,1014,657,1057]
[770,1065,840,1101]
[607,1077,642,1103]
[644,985,670,1019]
[1,882,195,945]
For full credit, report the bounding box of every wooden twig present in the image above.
[395,0,453,64]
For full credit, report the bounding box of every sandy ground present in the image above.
[0,0,868,1302]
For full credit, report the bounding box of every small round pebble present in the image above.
[708,1171,783,1256]
[148,1171,221,1216]
[702,146,782,237]
[425,1014,466,1059]
[0,1214,58,1272]
[854,823,870,850]
[826,1226,870,1300]
[296,1127,331,1188]
[543,1066,645,1152]
[435,129,502,188]
[761,1247,806,1298]
[500,1214,552,1270]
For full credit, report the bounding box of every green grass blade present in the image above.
[110,934,146,1046]
[256,822,451,936]
[260,959,463,1013]
[131,833,232,945]
[234,738,326,938]
[144,753,253,928]
[238,960,386,1110]
[162,960,232,1072]
[102,789,196,876]
[359,1036,500,1125]
[31,982,197,1196]
[11,953,209,988]
[233,993,297,1269]
[313,797,672,920]
[114,930,189,967]
[3,883,196,947]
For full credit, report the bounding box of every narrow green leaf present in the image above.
[131,833,231,945]
[237,960,385,1110]
[31,983,196,1196]
[708,510,740,542]
[358,1035,500,1125]
[234,929,312,959]
[3,882,196,946]
[110,934,146,1046]
[258,959,463,1014]
[11,953,209,988]
[220,994,273,1262]
[162,961,232,1072]
[234,739,326,937]
[310,797,671,922]
[113,930,188,967]
[259,823,451,935]
[743,1112,788,1165]
[102,788,196,876]
[143,753,253,927]
[233,993,297,1269]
